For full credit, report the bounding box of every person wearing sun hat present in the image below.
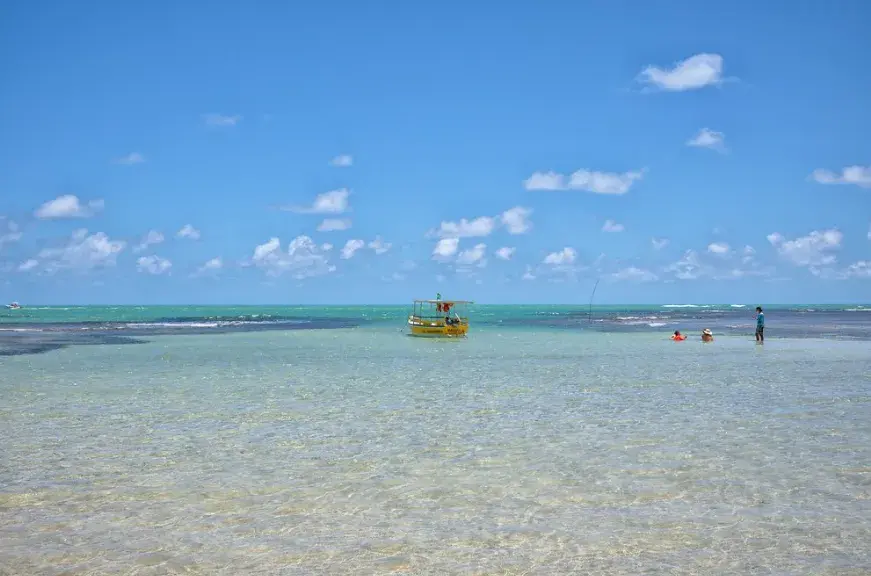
[701,328,714,342]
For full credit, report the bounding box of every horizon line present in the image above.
[5,302,869,307]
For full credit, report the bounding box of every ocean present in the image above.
[2,304,871,574]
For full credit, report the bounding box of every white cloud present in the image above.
[368,237,391,254]
[250,235,335,278]
[35,195,103,219]
[744,245,756,255]
[501,206,533,234]
[253,238,280,261]
[665,245,771,281]
[317,218,352,232]
[340,239,365,259]
[456,243,487,267]
[523,171,565,190]
[202,257,223,270]
[543,247,576,266]
[611,267,658,282]
[195,257,223,276]
[868,224,871,240]
[330,154,353,167]
[522,266,536,280]
[430,207,532,241]
[651,237,669,250]
[133,230,165,253]
[570,168,643,194]
[322,243,333,251]
[810,165,871,188]
[283,188,350,214]
[115,152,145,165]
[767,229,842,267]
[137,255,172,275]
[432,238,459,260]
[664,250,706,280]
[687,128,727,152]
[434,216,496,239]
[722,268,762,279]
[495,246,515,260]
[707,242,731,255]
[602,219,624,233]
[204,113,241,126]
[30,229,126,274]
[637,53,725,92]
[842,261,871,278]
[177,224,201,240]
[18,259,38,272]
[524,169,644,195]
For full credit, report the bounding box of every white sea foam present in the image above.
[125,321,221,329]
[122,319,306,329]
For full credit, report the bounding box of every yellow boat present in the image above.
[407,297,473,337]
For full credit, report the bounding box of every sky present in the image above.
[1,0,870,305]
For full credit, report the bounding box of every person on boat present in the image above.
[671,330,686,341]
[701,328,714,342]
[755,306,765,343]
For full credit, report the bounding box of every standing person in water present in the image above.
[755,306,765,343]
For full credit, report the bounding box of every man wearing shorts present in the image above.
[755,306,765,342]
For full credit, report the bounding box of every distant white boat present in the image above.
[6,302,21,309]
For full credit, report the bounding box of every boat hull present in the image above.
[407,317,469,337]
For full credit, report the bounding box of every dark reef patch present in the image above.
[0,316,363,357]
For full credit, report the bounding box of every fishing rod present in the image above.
[588,278,599,324]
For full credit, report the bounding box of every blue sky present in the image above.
[1,0,869,305]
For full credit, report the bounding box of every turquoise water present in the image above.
[3,304,871,352]
[2,308,871,573]
[1,303,864,326]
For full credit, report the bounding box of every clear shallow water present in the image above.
[2,325,870,574]
[2,303,871,357]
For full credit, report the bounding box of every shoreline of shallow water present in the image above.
[3,303,871,357]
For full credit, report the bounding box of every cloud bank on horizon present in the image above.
[1,2,869,303]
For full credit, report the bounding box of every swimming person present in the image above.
[671,330,686,341]
[702,328,714,342]
[755,306,765,343]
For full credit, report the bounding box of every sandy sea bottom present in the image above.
[1,327,870,575]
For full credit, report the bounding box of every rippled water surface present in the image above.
[2,326,871,574]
